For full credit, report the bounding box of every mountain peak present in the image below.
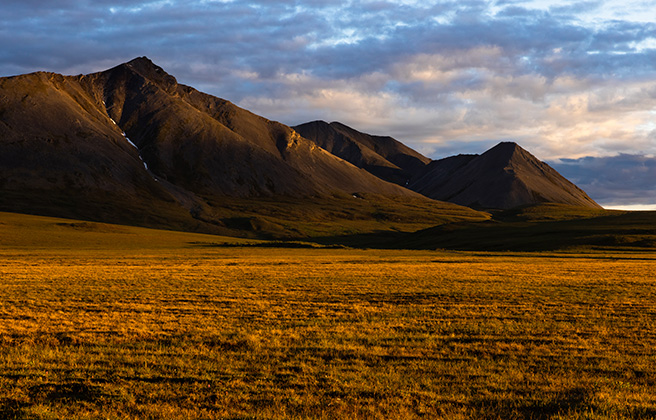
[491,141,521,151]
[409,141,601,210]
[117,56,177,87]
[294,120,431,185]
[484,141,523,157]
[479,141,542,170]
[128,56,154,64]
[306,120,330,126]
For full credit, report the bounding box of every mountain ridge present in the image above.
[81,57,423,198]
[0,57,487,237]
[292,119,600,210]
[293,120,431,186]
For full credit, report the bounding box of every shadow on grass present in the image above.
[0,383,107,420]
[309,212,656,252]
[190,212,656,252]
[471,387,592,419]
[29,381,104,403]
[189,240,348,249]
[0,398,30,420]
[467,387,655,419]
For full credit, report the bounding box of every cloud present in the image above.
[549,1,603,16]
[551,154,656,206]
[2,0,656,205]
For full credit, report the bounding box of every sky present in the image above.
[1,0,656,208]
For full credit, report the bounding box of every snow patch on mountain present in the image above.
[120,130,157,181]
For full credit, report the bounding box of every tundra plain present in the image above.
[1,212,656,419]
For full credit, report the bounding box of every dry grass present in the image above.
[1,212,656,419]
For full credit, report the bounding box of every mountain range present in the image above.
[294,121,600,210]
[0,57,600,238]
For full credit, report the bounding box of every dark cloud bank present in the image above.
[551,154,656,208]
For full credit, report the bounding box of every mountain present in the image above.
[293,120,431,185]
[0,57,486,236]
[0,68,201,231]
[80,57,425,199]
[292,121,600,210]
[408,142,602,209]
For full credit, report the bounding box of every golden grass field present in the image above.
[1,211,656,419]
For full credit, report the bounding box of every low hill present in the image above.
[0,211,254,250]
[399,206,656,252]
[5,207,655,253]
[309,204,656,252]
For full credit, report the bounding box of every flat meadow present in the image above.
[1,212,656,419]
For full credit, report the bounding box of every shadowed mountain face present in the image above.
[409,142,602,210]
[0,57,486,235]
[79,58,419,199]
[293,120,431,185]
[292,120,600,210]
[0,70,200,230]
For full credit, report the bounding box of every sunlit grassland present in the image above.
[1,212,656,419]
